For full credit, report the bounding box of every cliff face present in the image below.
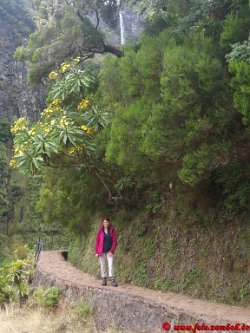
[118,8,144,45]
[0,1,45,122]
[89,6,144,46]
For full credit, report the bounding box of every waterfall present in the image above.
[119,11,125,45]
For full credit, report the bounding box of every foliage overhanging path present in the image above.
[36,251,250,324]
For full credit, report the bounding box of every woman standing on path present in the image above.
[95,217,118,287]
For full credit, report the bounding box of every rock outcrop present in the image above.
[0,1,45,122]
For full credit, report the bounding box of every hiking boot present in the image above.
[101,277,107,286]
[111,278,118,287]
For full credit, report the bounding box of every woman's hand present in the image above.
[95,254,99,257]
[108,252,113,256]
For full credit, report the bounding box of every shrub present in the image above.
[33,287,62,308]
[73,301,92,322]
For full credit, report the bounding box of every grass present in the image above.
[0,300,131,333]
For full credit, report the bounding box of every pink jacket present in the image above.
[95,224,118,256]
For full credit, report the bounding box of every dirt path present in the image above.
[37,251,250,326]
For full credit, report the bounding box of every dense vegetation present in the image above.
[14,0,122,83]
[12,0,250,226]
[0,119,11,235]
[0,0,67,261]
[8,0,250,304]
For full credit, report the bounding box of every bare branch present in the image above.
[43,151,114,199]
[78,52,95,64]
[103,43,124,58]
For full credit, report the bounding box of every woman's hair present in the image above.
[102,216,110,223]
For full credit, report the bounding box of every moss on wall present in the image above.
[68,207,250,306]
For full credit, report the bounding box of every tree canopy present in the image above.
[11,0,250,231]
[15,0,123,83]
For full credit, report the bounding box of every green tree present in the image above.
[227,37,250,126]
[15,0,123,83]
[36,167,107,232]
[98,29,250,211]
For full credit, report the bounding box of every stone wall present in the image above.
[32,269,196,333]
[32,251,250,333]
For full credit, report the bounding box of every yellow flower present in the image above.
[51,99,62,106]
[60,117,70,127]
[69,145,83,155]
[28,128,36,136]
[14,144,26,154]
[48,101,63,112]
[54,106,63,112]
[77,99,90,110]
[11,117,28,134]
[41,109,51,118]
[41,103,62,118]
[73,56,81,64]
[60,62,70,73]
[80,125,88,131]
[80,125,94,135]
[48,71,58,80]
[69,147,77,155]
[9,159,17,169]
[13,143,28,155]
